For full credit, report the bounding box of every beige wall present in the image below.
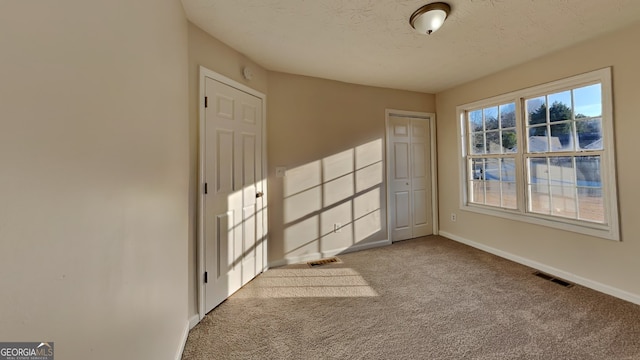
[267,72,435,264]
[436,22,640,299]
[0,1,190,359]
[186,23,268,319]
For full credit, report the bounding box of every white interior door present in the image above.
[388,115,433,242]
[204,76,264,312]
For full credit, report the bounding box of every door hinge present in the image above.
[204,182,208,194]
[204,271,208,283]
[204,96,208,108]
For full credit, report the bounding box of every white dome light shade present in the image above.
[410,2,451,35]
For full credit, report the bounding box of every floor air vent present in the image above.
[533,271,574,288]
[308,257,341,267]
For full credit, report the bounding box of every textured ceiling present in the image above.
[181,0,640,93]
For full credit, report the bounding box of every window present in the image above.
[467,103,517,209]
[457,68,619,240]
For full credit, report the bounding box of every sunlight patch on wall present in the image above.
[284,216,319,254]
[355,209,381,242]
[354,188,382,241]
[282,139,384,259]
[284,160,321,197]
[323,173,354,206]
[320,201,353,251]
[354,188,380,219]
[356,139,382,169]
[356,162,383,192]
[284,185,321,223]
[323,148,354,181]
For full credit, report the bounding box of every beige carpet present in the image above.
[182,236,640,359]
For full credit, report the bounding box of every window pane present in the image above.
[469,110,483,132]
[574,84,602,118]
[528,157,549,185]
[501,130,517,153]
[501,158,516,182]
[470,181,485,204]
[502,182,517,209]
[577,118,603,150]
[528,125,547,137]
[500,103,516,129]
[549,157,575,186]
[500,159,518,209]
[471,133,485,155]
[548,91,572,122]
[550,185,577,218]
[469,157,486,204]
[529,183,550,214]
[578,188,604,223]
[470,157,517,209]
[485,106,499,130]
[485,158,500,181]
[550,123,574,151]
[486,131,500,154]
[471,158,485,180]
[527,96,547,126]
[485,181,501,206]
[528,126,548,153]
[576,156,601,188]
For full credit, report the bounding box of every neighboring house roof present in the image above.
[528,136,563,152]
[582,138,603,150]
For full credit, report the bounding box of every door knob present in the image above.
[256,191,264,198]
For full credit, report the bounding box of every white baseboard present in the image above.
[189,314,200,330]
[175,319,190,360]
[439,231,640,306]
[268,239,392,268]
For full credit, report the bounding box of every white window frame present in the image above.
[456,68,620,241]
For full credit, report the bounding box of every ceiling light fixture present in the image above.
[410,2,451,35]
